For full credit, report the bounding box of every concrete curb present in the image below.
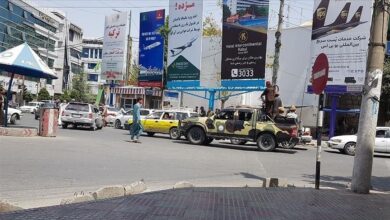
[92,185,125,200]
[0,127,37,137]
[60,193,95,205]
[0,200,23,213]
[124,181,147,196]
[173,181,194,189]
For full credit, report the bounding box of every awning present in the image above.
[111,87,162,97]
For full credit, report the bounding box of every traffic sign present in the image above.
[311,53,329,95]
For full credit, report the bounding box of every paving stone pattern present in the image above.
[0,188,389,220]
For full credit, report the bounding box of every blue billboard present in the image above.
[138,10,165,88]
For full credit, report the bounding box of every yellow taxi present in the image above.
[128,110,198,139]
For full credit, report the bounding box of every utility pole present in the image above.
[272,0,284,85]
[351,0,389,194]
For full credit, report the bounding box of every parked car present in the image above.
[20,101,44,114]
[128,110,198,139]
[35,102,57,120]
[6,107,22,124]
[114,109,153,129]
[179,106,297,152]
[327,127,390,155]
[61,102,103,130]
[105,106,121,125]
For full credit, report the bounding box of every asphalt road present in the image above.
[1,114,389,209]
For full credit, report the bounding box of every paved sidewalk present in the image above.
[0,187,389,220]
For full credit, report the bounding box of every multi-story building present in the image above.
[0,0,83,104]
[0,0,65,100]
[81,38,104,95]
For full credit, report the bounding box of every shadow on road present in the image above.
[325,149,390,158]
[302,174,390,192]
[172,140,299,154]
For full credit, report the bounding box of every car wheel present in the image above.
[256,133,276,152]
[187,126,206,145]
[169,127,180,140]
[10,114,17,124]
[62,123,68,129]
[344,142,356,156]
[203,137,214,145]
[114,120,122,129]
[230,138,247,145]
[147,132,155,137]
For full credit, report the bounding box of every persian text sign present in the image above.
[102,12,129,81]
[167,0,203,88]
[309,0,373,93]
[221,0,269,88]
[138,10,165,88]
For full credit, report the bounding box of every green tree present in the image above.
[203,15,222,37]
[70,72,96,103]
[158,15,171,88]
[21,85,33,103]
[378,60,390,125]
[60,90,71,102]
[37,88,51,101]
[128,61,140,85]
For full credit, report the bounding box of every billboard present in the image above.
[308,0,373,93]
[167,0,203,88]
[221,0,269,89]
[101,12,129,81]
[138,10,165,88]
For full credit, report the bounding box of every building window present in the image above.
[87,74,98,82]
[87,63,97,69]
[48,58,54,68]
[82,48,89,58]
[69,30,74,42]
[99,49,102,59]
[71,63,82,74]
[70,48,81,59]
[94,49,98,59]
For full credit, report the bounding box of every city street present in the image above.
[0,114,389,209]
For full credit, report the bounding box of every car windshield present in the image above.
[140,110,150,116]
[66,104,90,112]
[27,103,37,106]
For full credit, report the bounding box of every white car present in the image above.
[20,102,43,114]
[6,107,23,124]
[105,106,121,125]
[114,109,154,129]
[327,127,390,155]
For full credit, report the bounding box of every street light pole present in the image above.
[351,0,389,194]
[272,0,285,85]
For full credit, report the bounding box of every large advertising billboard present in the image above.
[308,0,373,93]
[221,0,269,89]
[101,12,129,81]
[167,0,203,88]
[138,10,165,88]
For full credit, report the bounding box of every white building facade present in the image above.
[81,38,104,95]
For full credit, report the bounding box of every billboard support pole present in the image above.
[315,93,324,190]
[208,90,215,111]
[351,0,388,194]
[272,0,285,85]
[329,95,338,138]
[109,80,114,106]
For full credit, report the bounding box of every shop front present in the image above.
[111,87,162,110]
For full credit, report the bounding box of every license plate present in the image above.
[72,114,81,118]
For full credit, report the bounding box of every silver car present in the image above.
[61,102,103,130]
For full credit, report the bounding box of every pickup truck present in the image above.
[179,106,298,152]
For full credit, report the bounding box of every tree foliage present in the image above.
[70,72,96,103]
[37,88,51,101]
[382,60,390,96]
[203,16,222,37]
[158,15,171,88]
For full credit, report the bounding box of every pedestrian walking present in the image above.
[0,88,5,126]
[130,97,144,143]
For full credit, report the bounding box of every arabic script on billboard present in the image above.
[102,12,128,81]
[138,10,165,88]
[167,0,203,88]
[309,0,372,93]
[221,0,269,89]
